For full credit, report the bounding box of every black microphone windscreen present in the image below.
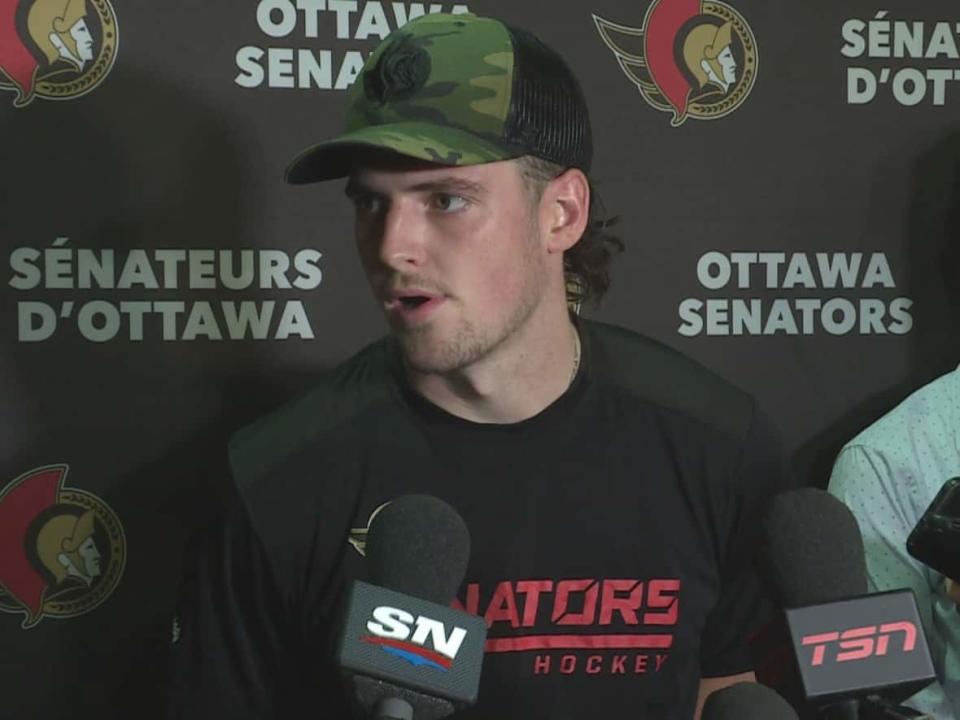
[757,488,867,607]
[701,682,799,720]
[365,494,470,605]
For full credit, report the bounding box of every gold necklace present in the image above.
[570,328,581,386]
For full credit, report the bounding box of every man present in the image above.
[168,13,788,719]
[829,366,960,719]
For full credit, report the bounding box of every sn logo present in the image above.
[367,606,468,660]
[801,621,918,666]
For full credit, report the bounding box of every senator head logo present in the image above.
[0,464,126,628]
[0,0,118,107]
[594,0,757,126]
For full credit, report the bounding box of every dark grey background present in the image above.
[1,0,957,717]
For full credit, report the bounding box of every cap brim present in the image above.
[284,122,518,185]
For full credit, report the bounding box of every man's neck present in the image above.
[405,312,581,425]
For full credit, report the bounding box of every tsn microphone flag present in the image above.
[759,589,935,707]
[337,580,487,704]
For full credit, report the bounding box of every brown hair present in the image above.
[517,156,623,307]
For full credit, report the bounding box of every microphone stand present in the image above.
[818,700,859,720]
[374,697,414,720]
[859,697,932,719]
[813,697,931,720]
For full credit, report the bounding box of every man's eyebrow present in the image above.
[406,177,487,195]
[344,176,487,199]
[344,179,371,199]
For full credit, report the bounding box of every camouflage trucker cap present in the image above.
[285,13,593,184]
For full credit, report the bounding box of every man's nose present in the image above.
[377,200,426,270]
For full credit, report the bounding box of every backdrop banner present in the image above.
[1,0,958,716]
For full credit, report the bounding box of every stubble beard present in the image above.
[398,221,547,375]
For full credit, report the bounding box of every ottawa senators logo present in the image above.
[0,0,118,108]
[594,0,757,126]
[347,500,391,557]
[348,501,391,557]
[0,464,126,628]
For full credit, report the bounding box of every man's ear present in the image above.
[541,168,590,254]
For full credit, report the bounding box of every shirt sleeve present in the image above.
[829,444,957,719]
[166,501,297,720]
[700,402,793,678]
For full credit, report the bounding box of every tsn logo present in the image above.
[801,621,918,667]
[364,606,468,670]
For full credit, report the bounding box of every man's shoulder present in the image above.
[228,336,399,489]
[583,319,755,440]
[845,366,960,453]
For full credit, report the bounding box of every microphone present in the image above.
[907,477,960,583]
[752,488,936,719]
[336,495,487,720]
[756,487,867,608]
[701,682,799,720]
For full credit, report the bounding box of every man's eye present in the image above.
[353,194,385,215]
[433,194,468,212]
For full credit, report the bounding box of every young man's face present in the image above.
[347,155,550,374]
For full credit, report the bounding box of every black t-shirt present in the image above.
[168,320,790,719]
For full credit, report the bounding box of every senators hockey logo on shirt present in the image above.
[455,577,680,676]
[594,0,757,126]
[0,0,118,108]
[349,504,681,676]
[0,464,126,628]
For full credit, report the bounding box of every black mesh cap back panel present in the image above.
[503,26,593,171]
